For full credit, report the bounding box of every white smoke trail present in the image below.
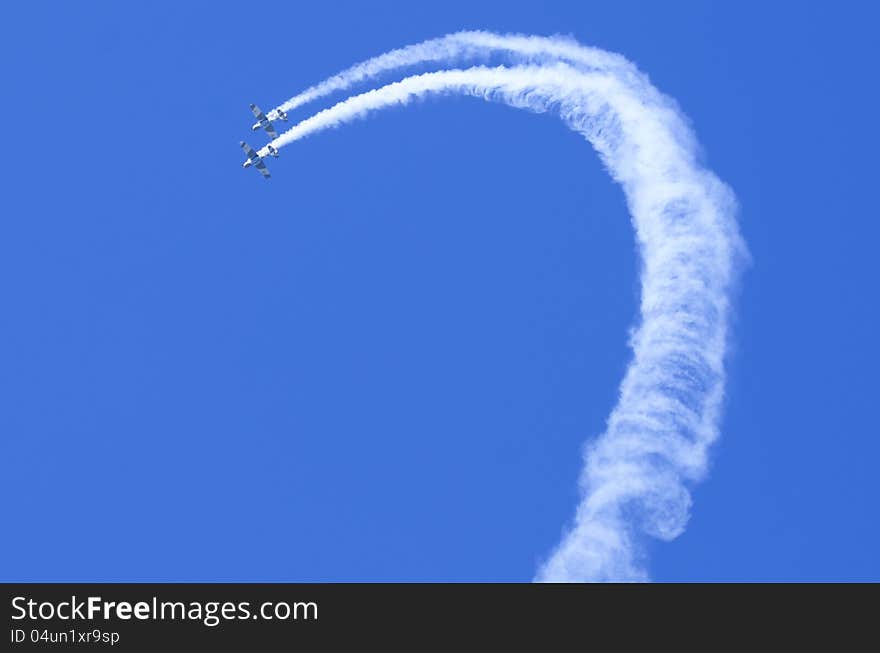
[272,31,652,117]
[265,42,745,581]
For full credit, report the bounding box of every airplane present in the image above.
[240,141,278,179]
[249,103,288,139]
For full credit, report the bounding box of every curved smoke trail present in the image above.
[273,31,634,115]
[263,36,745,581]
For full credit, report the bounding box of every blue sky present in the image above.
[1,1,878,581]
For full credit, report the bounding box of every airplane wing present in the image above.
[240,141,258,160]
[264,122,278,139]
[254,159,271,178]
[250,103,267,121]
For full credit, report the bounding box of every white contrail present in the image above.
[264,41,745,581]
[273,31,639,116]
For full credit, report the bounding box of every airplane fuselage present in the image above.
[240,144,278,170]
